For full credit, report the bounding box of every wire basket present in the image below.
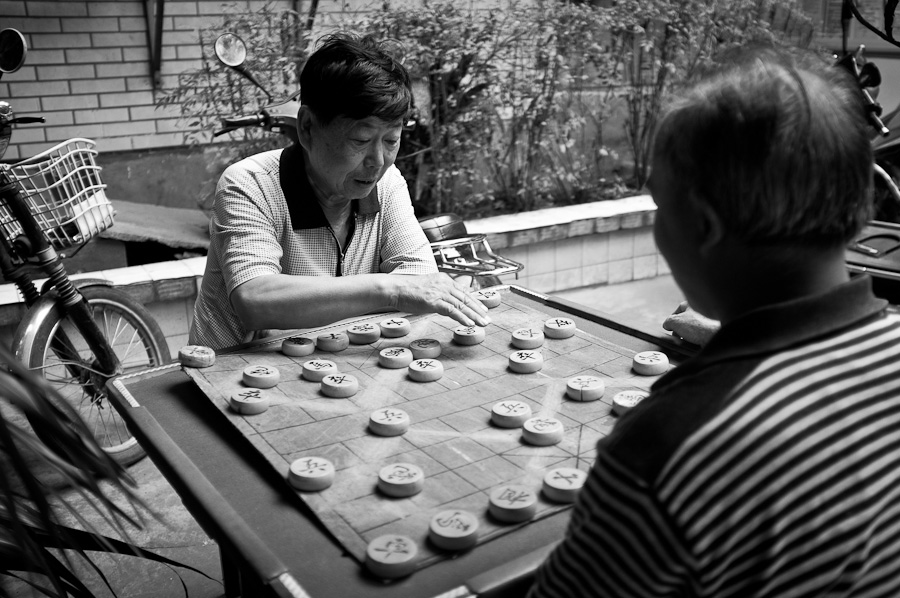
[0,138,115,250]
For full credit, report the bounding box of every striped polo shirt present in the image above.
[190,144,437,349]
[530,276,900,598]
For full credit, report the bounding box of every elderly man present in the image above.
[530,47,900,597]
[190,33,488,349]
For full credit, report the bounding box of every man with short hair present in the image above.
[190,33,488,349]
[530,47,900,597]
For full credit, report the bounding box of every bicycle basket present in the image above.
[0,138,115,250]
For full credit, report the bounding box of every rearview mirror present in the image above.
[0,29,27,74]
[214,33,247,68]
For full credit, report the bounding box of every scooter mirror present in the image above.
[0,29,27,74]
[212,32,273,102]
[214,33,247,68]
[860,62,882,88]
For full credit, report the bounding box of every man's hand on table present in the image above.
[662,301,720,347]
[390,273,491,328]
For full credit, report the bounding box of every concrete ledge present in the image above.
[100,199,210,250]
[467,195,656,250]
[0,257,206,328]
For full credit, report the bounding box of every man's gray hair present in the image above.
[654,47,873,246]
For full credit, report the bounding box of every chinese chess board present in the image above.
[184,288,673,572]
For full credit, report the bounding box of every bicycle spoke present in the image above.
[100,308,123,345]
[28,293,167,464]
[119,328,147,369]
[99,310,155,370]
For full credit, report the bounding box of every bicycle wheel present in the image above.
[19,285,171,466]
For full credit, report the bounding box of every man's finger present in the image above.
[462,302,490,326]
[661,314,680,332]
[448,287,489,320]
[443,299,476,327]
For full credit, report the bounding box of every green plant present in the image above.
[342,1,507,216]
[156,0,815,219]
[486,1,628,210]
[346,0,629,218]
[608,0,815,187]
[0,345,212,597]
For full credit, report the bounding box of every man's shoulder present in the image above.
[377,164,406,193]
[605,359,760,481]
[606,309,900,485]
[369,165,411,215]
[217,148,288,209]
[223,148,284,177]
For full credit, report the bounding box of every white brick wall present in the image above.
[0,0,288,159]
[0,0,520,160]
[2,1,167,158]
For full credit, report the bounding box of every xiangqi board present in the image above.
[184,288,674,574]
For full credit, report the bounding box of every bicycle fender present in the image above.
[12,288,63,363]
[39,276,112,296]
[14,278,117,361]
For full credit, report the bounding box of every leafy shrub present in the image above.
[157,0,813,219]
[608,0,814,186]
[343,1,629,217]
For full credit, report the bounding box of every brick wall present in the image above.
[0,0,504,207]
[0,0,891,164]
[0,0,416,161]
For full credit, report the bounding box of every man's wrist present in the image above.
[374,274,399,310]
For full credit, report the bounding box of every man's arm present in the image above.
[231,270,488,331]
[529,453,695,598]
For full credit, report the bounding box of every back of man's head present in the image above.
[654,47,873,247]
[300,32,412,125]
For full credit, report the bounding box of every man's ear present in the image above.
[692,195,725,256]
[297,106,313,151]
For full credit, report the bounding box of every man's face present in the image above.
[303,114,403,206]
[648,154,715,317]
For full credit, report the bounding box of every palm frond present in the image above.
[0,342,162,596]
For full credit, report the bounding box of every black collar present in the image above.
[279,144,381,230]
[657,275,889,391]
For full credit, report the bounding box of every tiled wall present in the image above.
[497,227,669,293]
[0,197,665,354]
[470,195,668,294]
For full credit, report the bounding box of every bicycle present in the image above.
[0,28,170,466]
[211,32,524,290]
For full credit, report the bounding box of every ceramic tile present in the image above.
[608,230,634,261]
[608,258,634,284]
[554,237,583,270]
[554,267,583,292]
[633,255,658,280]
[582,263,609,287]
[633,228,657,257]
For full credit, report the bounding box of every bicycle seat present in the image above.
[417,212,468,243]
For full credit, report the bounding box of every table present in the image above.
[108,286,694,598]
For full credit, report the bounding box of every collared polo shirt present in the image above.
[190,145,437,349]
[531,276,900,598]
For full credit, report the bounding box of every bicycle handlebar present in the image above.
[220,114,265,129]
[215,96,300,143]
[9,116,45,125]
